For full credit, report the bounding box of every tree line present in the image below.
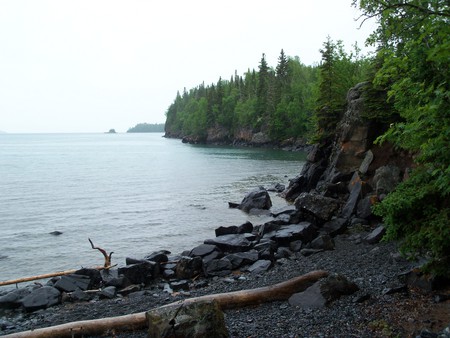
[165,43,369,144]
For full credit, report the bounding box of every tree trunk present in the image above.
[4,270,328,338]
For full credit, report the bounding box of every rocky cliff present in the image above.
[282,82,414,225]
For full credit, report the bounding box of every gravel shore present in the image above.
[1,230,449,337]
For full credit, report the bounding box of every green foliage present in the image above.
[315,37,371,143]
[373,168,450,277]
[357,0,450,276]
[164,46,369,145]
[127,123,165,133]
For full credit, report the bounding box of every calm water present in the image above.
[0,133,306,283]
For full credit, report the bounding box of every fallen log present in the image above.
[3,270,328,338]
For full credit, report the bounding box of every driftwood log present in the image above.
[0,239,113,287]
[3,270,328,338]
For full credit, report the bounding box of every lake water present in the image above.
[0,133,306,283]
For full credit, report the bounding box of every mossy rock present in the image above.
[146,300,229,338]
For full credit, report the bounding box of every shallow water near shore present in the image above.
[0,133,306,283]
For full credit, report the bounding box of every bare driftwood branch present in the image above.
[88,238,113,268]
[4,270,328,338]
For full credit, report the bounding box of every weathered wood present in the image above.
[2,270,328,338]
[0,239,113,287]
[0,269,78,287]
[88,238,113,268]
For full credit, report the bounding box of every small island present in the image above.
[106,129,117,134]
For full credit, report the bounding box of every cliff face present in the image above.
[283,82,414,223]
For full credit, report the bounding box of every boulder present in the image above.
[254,240,276,261]
[289,240,303,252]
[340,172,363,219]
[246,260,272,274]
[309,234,335,251]
[146,300,229,338]
[170,280,190,291]
[190,244,219,257]
[359,150,374,174]
[289,274,358,308]
[224,250,259,269]
[373,165,401,196]
[204,258,232,277]
[145,250,170,264]
[271,222,317,245]
[266,183,285,193]
[201,251,222,265]
[321,217,348,237]
[0,288,32,310]
[176,256,203,279]
[99,286,117,299]
[204,234,252,253]
[74,268,103,289]
[365,225,386,244]
[238,187,272,212]
[294,193,340,223]
[53,274,91,292]
[118,261,159,285]
[20,286,61,312]
[70,289,91,302]
[258,221,283,237]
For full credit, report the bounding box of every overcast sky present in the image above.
[0,0,376,133]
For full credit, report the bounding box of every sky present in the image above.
[0,0,377,133]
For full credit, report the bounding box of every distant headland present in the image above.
[127,123,164,133]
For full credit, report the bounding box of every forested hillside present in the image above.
[164,0,449,277]
[165,44,369,145]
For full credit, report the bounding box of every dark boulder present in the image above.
[365,225,386,244]
[215,225,238,236]
[0,288,32,310]
[170,280,190,291]
[294,193,340,223]
[70,289,91,302]
[204,234,252,253]
[266,183,285,193]
[258,221,283,237]
[238,186,272,212]
[146,300,229,338]
[118,261,158,285]
[246,260,272,274]
[189,244,219,257]
[340,172,363,219]
[20,286,60,312]
[74,268,103,289]
[204,258,232,277]
[215,222,253,236]
[99,286,117,299]
[53,274,91,292]
[272,222,317,245]
[176,256,203,279]
[145,250,170,264]
[321,217,348,237]
[254,240,276,261]
[289,274,358,308]
[309,234,335,251]
[373,165,401,197]
[224,250,259,269]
